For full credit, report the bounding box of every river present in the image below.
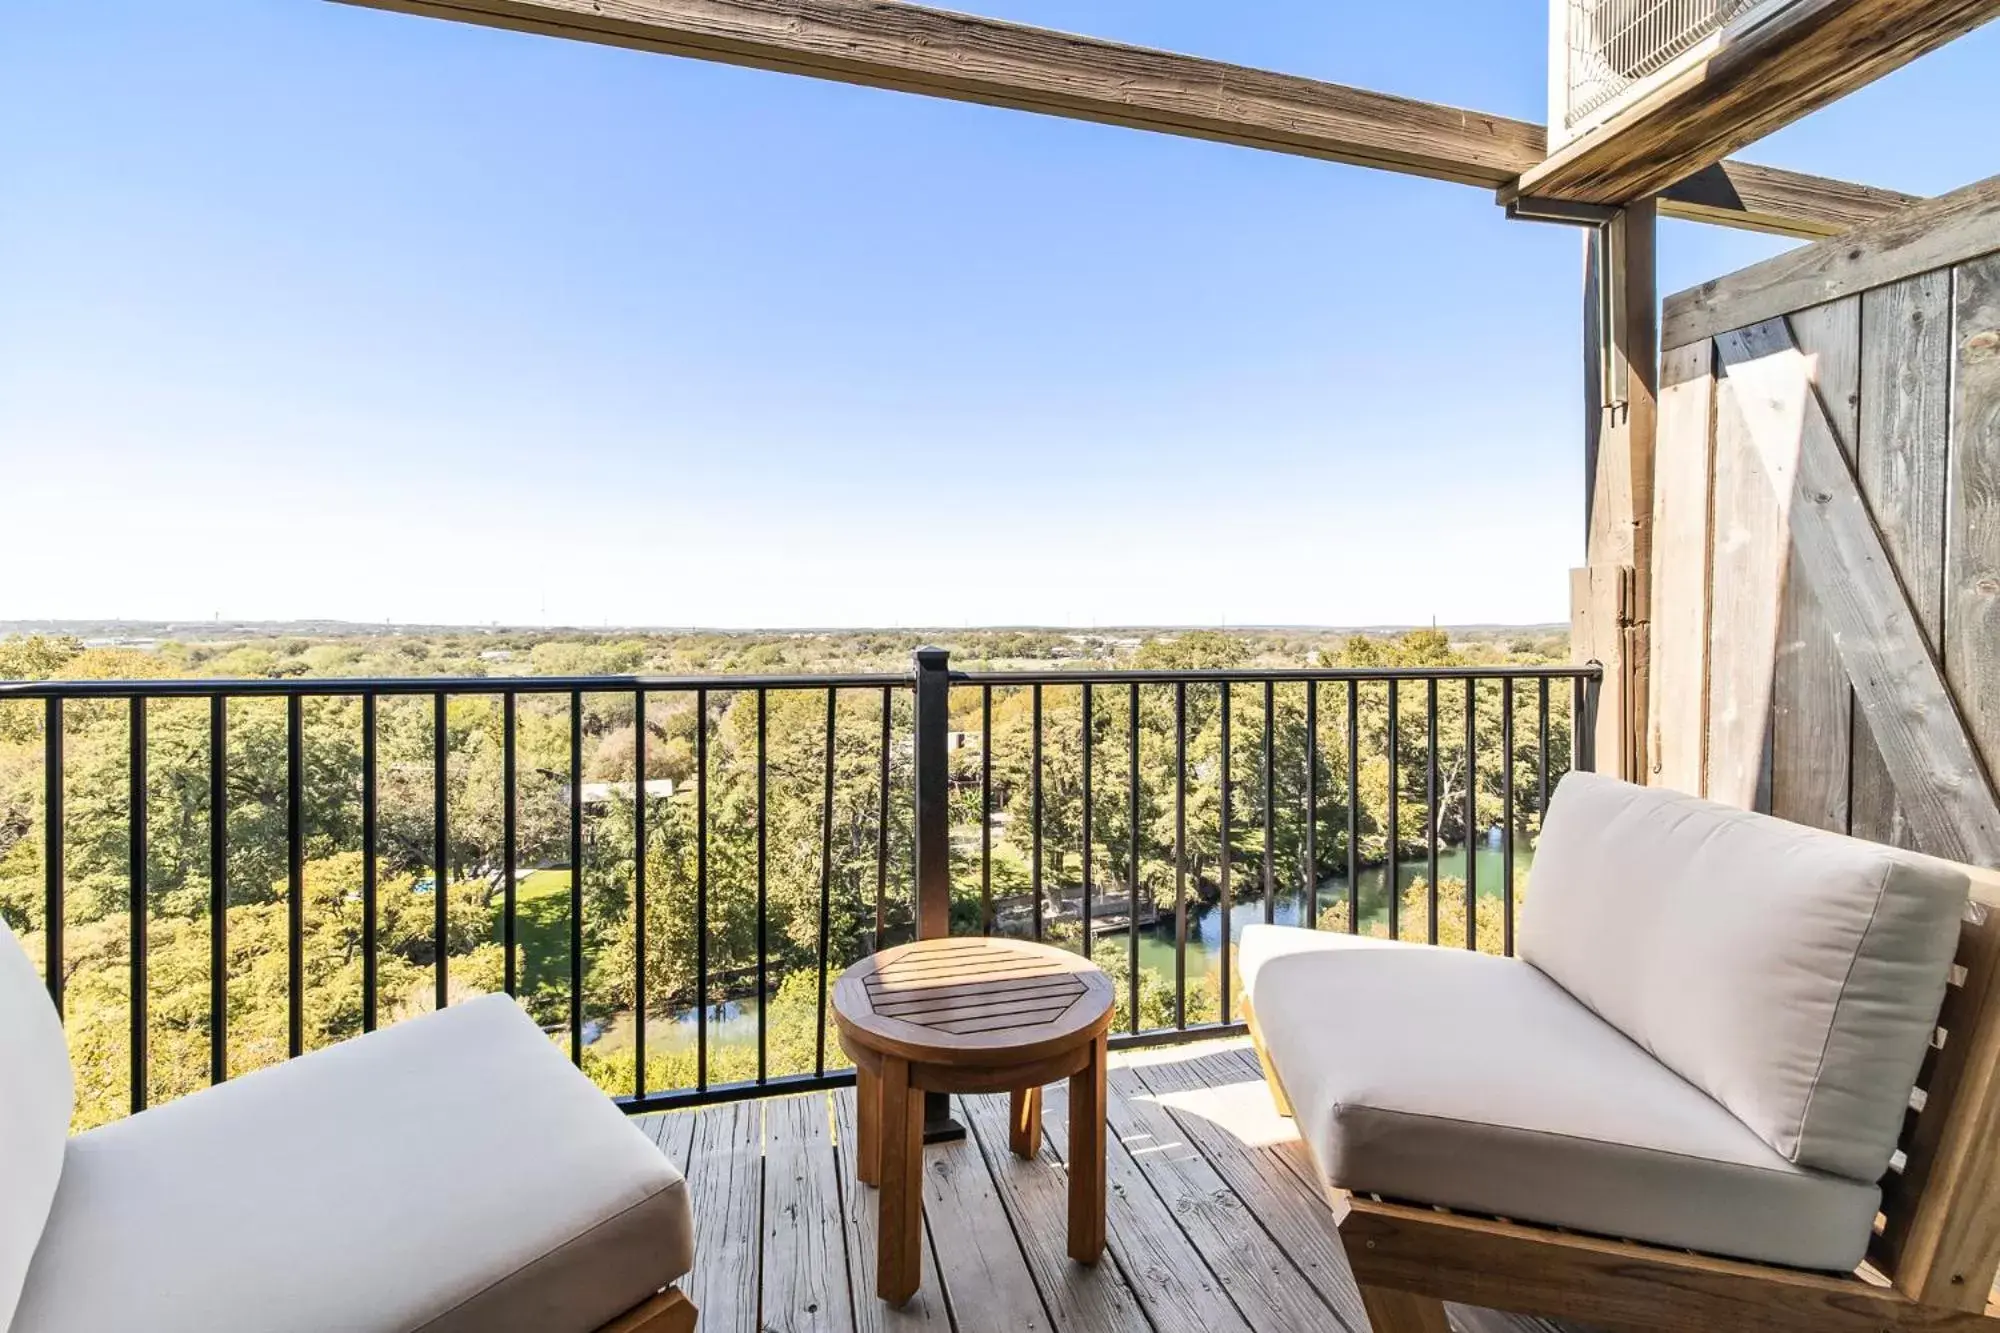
[605,841,1535,1059]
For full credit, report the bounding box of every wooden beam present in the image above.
[1713,317,2000,866]
[1666,174,2000,350]
[1575,200,1657,783]
[1663,161,1919,240]
[1510,0,2000,207]
[335,0,1911,240]
[1338,1197,2000,1333]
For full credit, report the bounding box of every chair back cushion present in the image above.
[1520,772,1968,1182]
[1,914,73,1330]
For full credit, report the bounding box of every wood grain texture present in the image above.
[874,1056,925,1305]
[1664,161,1920,239]
[1715,319,2000,863]
[763,1093,855,1332]
[1705,336,1788,811]
[958,1089,1134,1331]
[1357,1284,1454,1333]
[1066,1033,1108,1266]
[835,937,1112,1066]
[683,1099,763,1330]
[1770,297,1860,832]
[1853,271,1955,850]
[1512,0,2000,206]
[1101,1064,1344,1332]
[1666,173,2000,350]
[1946,255,2000,857]
[831,1090,955,1333]
[1648,339,1717,795]
[647,1043,1570,1333]
[1140,1045,1368,1318]
[337,0,1908,238]
[1339,1196,2000,1333]
[595,1288,699,1333]
[1036,1080,1251,1333]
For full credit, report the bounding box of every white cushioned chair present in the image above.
[0,917,696,1333]
[1244,772,2000,1331]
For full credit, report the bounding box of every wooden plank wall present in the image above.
[1650,172,2000,865]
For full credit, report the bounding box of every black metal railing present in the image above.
[3,652,1597,1122]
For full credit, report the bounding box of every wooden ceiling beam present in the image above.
[335,0,1917,239]
[1510,0,2000,207]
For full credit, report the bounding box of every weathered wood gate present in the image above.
[1648,173,2000,866]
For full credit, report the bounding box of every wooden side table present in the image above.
[832,937,1116,1305]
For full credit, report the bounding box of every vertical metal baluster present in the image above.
[1345,679,1359,934]
[816,689,836,1077]
[131,696,149,1113]
[1219,683,1232,1025]
[756,689,768,1085]
[1262,680,1274,926]
[1305,681,1318,927]
[875,686,890,952]
[1031,684,1044,942]
[1127,682,1140,1035]
[568,691,582,1062]
[981,685,993,936]
[1173,680,1186,1030]
[1574,675,1593,773]
[209,697,227,1082]
[1426,679,1439,946]
[286,694,303,1058]
[1503,679,1517,958]
[436,692,450,1014]
[1387,680,1401,941]
[43,698,63,1014]
[503,693,518,997]
[363,695,379,1030]
[1464,677,1478,951]
[1081,683,1093,960]
[696,687,709,1092]
[634,690,648,1100]
[1538,677,1552,829]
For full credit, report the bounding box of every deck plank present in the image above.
[916,1115,1053,1331]
[1103,1063,1344,1331]
[955,1090,1153,1333]
[1123,1045,1364,1325]
[630,1039,1576,1333]
[764,1093,857,1333]
[832,1089,956,1333]
[684,1100,765,1333]
[1038,1079,1255,1333]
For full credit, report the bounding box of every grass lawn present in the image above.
[502,869,573,1000]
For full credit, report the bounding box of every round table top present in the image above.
[832,937,1114,1066]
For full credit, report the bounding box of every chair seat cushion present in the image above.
[13,995,692,1333]
[1241,926,1880,1272]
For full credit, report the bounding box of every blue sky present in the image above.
[1,3,1993,629]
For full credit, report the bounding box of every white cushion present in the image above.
[1243,926,1880,1271]
[0,916,72,1333]
[1521,772,1968,1181]
[12,994,692,1333]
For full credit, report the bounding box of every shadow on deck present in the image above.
[637,1038,1566,1333]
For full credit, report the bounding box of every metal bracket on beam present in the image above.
[1503,194,1621,228]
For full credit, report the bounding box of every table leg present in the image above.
[856,1062,882,1187]
[1067,1033,1107,1265]
[876,1055,925,1305]
[1009,1084,1042,1159]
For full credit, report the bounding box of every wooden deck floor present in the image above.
[636,1039,1558,1333]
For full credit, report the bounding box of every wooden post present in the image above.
[1576,198,1659,783]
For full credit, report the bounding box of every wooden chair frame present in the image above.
[1245,875,2000,1332]
[596,1286,698,1333]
